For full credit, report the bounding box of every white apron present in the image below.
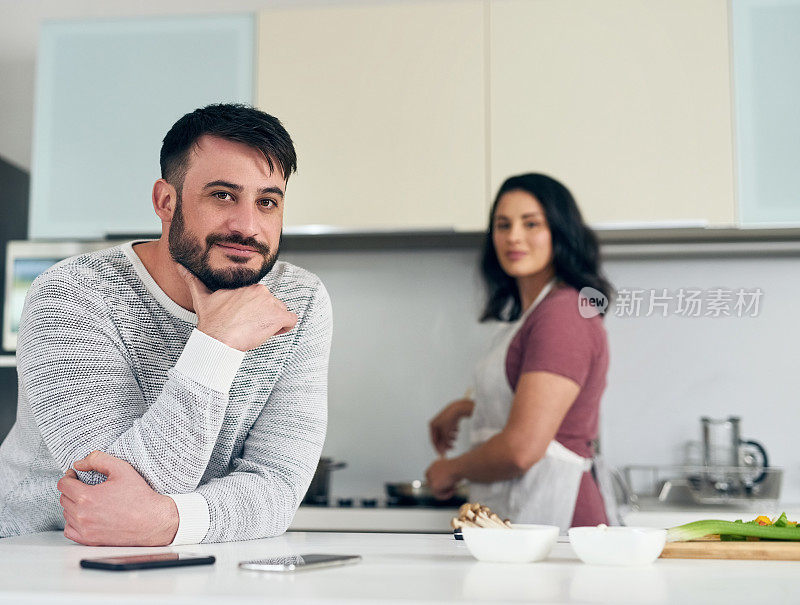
[468,281,601,532]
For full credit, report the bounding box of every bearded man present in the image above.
[0,104,331,546]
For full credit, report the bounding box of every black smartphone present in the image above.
[80,552,215,571]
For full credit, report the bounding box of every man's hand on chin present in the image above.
[56,451,179,546]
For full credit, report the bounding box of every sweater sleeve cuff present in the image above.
[167,492,210,545]
[174,328,245,393]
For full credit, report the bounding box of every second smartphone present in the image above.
[239,554,361,572]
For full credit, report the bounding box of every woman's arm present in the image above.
[426,370,580,497]
[429,398,475,455]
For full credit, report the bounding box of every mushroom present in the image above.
[451,502,512,530]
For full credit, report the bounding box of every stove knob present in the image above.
[360,498,377,508]
[337,498,353,507]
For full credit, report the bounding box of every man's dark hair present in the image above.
[480,173,614,322]
[160,103,297,192]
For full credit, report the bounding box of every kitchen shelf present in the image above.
[0,356,16,368]
[279,227,800,259]
[111,226,800,257]
[597,226,800,259]
[282,226,800,255]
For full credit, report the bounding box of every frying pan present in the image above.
[384,480,469,507]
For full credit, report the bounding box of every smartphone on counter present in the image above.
[239,554,361,572]
[80,552,215,571]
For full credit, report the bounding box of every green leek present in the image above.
[667,519,800,542]
[774,512,790,528]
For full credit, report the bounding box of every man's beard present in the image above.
[168,195,280,291]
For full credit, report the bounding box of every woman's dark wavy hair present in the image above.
[480,173,613,322]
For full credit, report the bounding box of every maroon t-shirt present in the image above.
[505,285,610,527]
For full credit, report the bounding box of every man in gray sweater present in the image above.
[0,104,331,545]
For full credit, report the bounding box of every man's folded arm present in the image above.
[186,283,332,544]
[17,272,239,494]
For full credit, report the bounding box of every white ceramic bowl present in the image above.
[568,526,667,566]
[461,524,559,563]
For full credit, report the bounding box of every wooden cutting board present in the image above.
[661,537,800,560]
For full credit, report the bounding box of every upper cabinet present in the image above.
[29,15,254,239]
[732,0,800,226]
[28,2,797,239]
[255,2,488,232]
[489,0,736,228]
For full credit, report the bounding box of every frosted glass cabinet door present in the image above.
[30,15,254,239]
[256,2,487,232]
[733,0,800,225]
[490,0,736,228]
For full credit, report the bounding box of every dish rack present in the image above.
[620,465,783,509]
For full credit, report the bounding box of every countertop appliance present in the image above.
[304,479,469,509]
[293,480,468,532]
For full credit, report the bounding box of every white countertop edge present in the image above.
[290,506,458,533]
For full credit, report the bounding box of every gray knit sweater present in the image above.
[0,242,331,544]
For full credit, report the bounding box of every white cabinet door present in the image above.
[733,0,800,226]
[256,2,487,232]
[30,14,254,239]
[490,0,736,228]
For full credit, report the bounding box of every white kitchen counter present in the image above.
[290,503,800,535]
[1,530,798,604]
[290,506,457,533]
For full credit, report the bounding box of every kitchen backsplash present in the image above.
[1,246,797,503]
[281,247,800,503]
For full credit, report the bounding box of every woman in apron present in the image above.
[425,173,615,532]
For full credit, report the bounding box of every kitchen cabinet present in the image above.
[489,0,736,228]
[255,2,487,232]
[29,14,254,239]
[28,2,777,238]
[732,0,800,225]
